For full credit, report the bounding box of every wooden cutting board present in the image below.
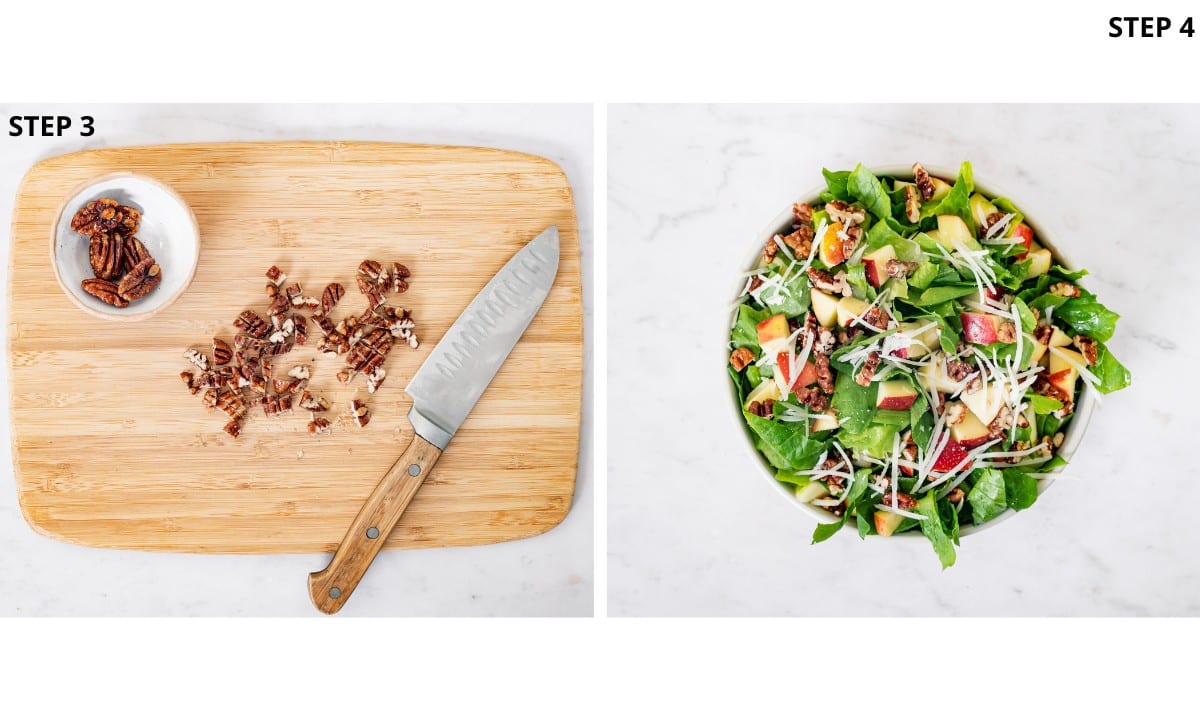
[9,142,582,553]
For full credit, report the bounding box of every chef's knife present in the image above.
[308,225,561,614]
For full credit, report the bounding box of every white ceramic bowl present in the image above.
[52,172,200,321]
[727,164,1096,538]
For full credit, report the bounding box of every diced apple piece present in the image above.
[811,289,840,328]
[795,481,830,503]
[819,222,846,267]
[969,193,999,228]
[876,380,918,410]
[862,245,897,288]
[960,380,1007,425]
[927,214,982,252]
[776,353,817,392]
[960,312,1003,344]
[931,438,972,473]
[949,406,992,449]
[811,411,839,432]
[1030,340,1049,365]
[1025,247,1051,278]
[929,177,952,201]
[836,296,871,328]
[1008,223,1034,259]
[895,321,940,360]
[919,353,960,393]
[874,510,905,537]
[756,313,789,347]
[1049,327,1072,347]
[1048,347,1085,397]
[745,378,781,411]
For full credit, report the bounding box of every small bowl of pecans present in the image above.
[51,172,200,320]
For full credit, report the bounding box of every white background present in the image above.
[4,0,1200,717]
[0,103,594,616]
[609,103,1200,616]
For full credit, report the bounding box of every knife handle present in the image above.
[308,434,442,614]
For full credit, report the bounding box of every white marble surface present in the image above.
[0,104,593,616]
[609,104,1200,616]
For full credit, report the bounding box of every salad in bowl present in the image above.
[727,162,1130,567]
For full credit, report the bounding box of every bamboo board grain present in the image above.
[9,142,582,553]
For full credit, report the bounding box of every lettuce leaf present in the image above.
[830,370,878,434]
[911,284,978,306]
[848,164,892,221]
[967,468,1007,524]
[1001,469,1039,510]
[907,260,940,290]
[743,412,829,471]
[917,493,957,569]
[1057,297,1120,343]
[763,270,811,317]
[1027,394,1064,414]
[731,304,771,352]
[822,169,852,202]
[1093,342,1132,394]
[812,516,844,543]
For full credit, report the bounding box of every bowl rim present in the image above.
[50,171,200,322]
[725,163,1097,540]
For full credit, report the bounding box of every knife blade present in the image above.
[308,225,560,613]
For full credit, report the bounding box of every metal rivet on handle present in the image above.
[366,527,380,539]
[408,464,420,476]
[329,587,341,599]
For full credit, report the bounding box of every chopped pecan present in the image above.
[211,338,233,366]
[903,184,921,223]
[815,326,837,355]
[1052,432,1065,448]
[180,370,198,395]
[855,352,880,387]
[1073,335,1098,365]
[298,390,329,412]
[837,327,863,346]
[1033,324,1054,346]
[885,259,919,279]
[70,198,141,237]
[390,263,409,294]
[201,387,219,410]
[996,321,1017,344]
[349,399,371,427]
[946,487,965,504]
[780,226,814,257]
[307,417,333,435]
[794,387,829,412]
[183,349,210,371]
[80,278,129,308]
[366,366,387,394]
[1049,282,1081,298]
[989,405,1014,434]
[840,225,862,257]
[981,211,1009,238]
[293,315,308,345]
[825,200,866,227]
[860,305,889,331]
[262,395,293,417]
[265,282,279,298]
[216,391,246,420]
[730,347,755,371]
[814,352,835,394]
[223,419,242,438]
[88,232,124,280]
[320,283,345,316]
[116,257,161,301]
[891,491,918,511]
[288,365,311,380]
[272,378,300,395]
[946,359,974,381]
[912,163,936,201]
[265,265,287,286]
[763,236,779,263]
[793,202,813,225]
[235,310,272,339]
[807,267,852,297]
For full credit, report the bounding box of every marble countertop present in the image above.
[609,104,1199,616]
[0,104,593,616]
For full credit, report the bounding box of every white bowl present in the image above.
[726,164,1096,538]
[52,172,200,321]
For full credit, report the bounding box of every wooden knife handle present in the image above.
[308,433,442,614]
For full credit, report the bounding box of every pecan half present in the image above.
[814,352,835,394]
[996,321,1017,344]
[825,200,866,227]
[793,202,813,225]
[321,282,345,316]
[885,259,919,279]
[807,267,852,297]
[70,198,141,237]
[235,310,273,339]
[117,257,162,301]
[763,236,779,263]
[912,163,935,201]
[1049,282,1081,298]
[81,278,129,307]
[120,234,153,273]
[855,351,881,387]
[903,184,921,223]
[88,232,124,280]
[211,338,233,366]
[730,347,755,371]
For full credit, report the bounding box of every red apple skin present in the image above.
[864,258,887,288]
[876,393,917,411]
[932,440,972,473]
[1010,224,1034,259]
[900,465,914,477]
[776,353,818,390]
[960,312,1000,344]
